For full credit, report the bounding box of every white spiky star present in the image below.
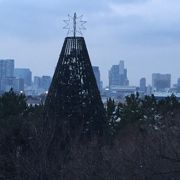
[63,13,87,37]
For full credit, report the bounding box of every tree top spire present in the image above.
[63,12,87,37]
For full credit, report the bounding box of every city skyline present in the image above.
[1,58,180,89]
[0,0,180,86]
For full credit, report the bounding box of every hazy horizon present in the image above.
[0,0,180,86]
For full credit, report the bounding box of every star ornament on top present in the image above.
[63,13,87,37]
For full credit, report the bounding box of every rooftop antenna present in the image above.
[63,12,87,37]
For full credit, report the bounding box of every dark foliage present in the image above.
[1,90,180,179]
[0,88,27,118]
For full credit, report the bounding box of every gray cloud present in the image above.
[0,0,180,85]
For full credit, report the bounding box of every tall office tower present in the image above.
[0,77,15,92]
[109,60,129,88]
[92,66,101,91]
[14,68,32,86]
[119,60,124,74]
[109,65,120,86]
[100,81,103,91]
[34,76,41,88]
[13,78,24,92]
[146,85,152,95]
[33,76,51,91]
[0,59,14,78]
[176,78,180,92]
[41,76,51,91]
[152,73,171,91]
[177,78,180,87]
[140,78,146,92]
[0,59,15,91]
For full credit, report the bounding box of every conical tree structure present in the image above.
[44,37,106,140]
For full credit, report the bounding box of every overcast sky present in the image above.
[0,0,180,86]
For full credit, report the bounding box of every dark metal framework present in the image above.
[44,37,106,140]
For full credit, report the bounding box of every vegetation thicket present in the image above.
[0,90,180,180]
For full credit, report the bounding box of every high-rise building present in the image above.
[140,78,146,92]
[34,76,41,89]
[0,59,14,78]
[109,60,129,88]
[0,59,15,92]
[14,68,32,86]
[13,78,24,92]
[152,73,171,91]
[177,78,180,87]
[41,76,52,91]
[146,85,152,95]
[33,76,51,91]
[176,78,180,92]
[109,65,120,86]
[92,66,101,91]
[0,77,15,92]
[119,60,124,74]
